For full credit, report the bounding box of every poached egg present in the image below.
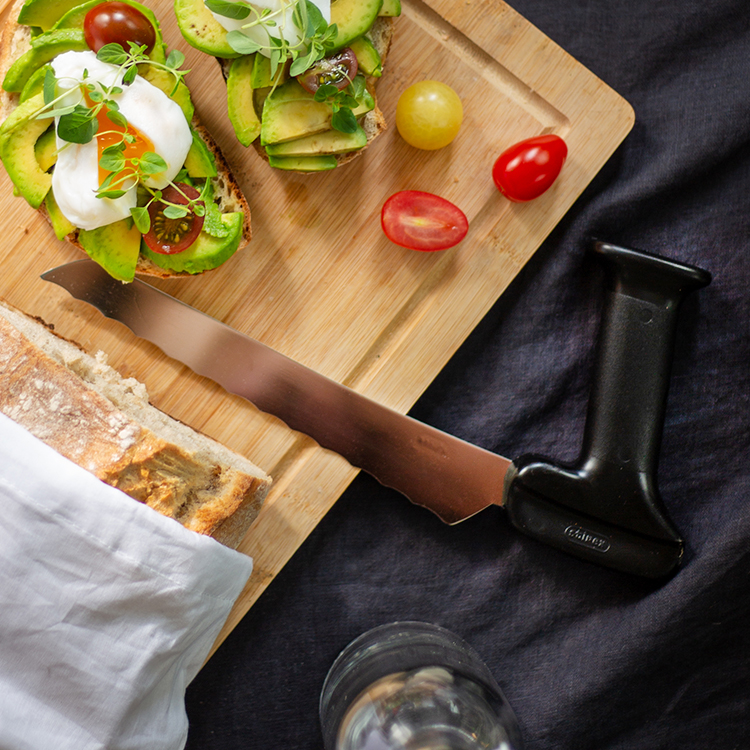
[51,50,192,231]
[209,0,331,57]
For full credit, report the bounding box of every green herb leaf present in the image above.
[97,43,128,65]
[57,107,97,144]
[163,204,188,219]
[97,188,128,199]
[106,108,128,128]
[290,47,320,76]
[350,75,365,100]
[166,49,185,70]
[138,152,168,175]
[226,29,262,55]
[314,83,339,101]
[39,104,77,119]
[130,205,150,234]
[205,0,251,19]
[99,150,126,174]
[338,93,359,110]
[331,106,358,134]
[305,0,327,34]
[122,65,138,85]
[43,68,56,105]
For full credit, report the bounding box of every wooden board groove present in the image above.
[0,0,634,658]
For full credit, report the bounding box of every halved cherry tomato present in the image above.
[381,191,469,252]
[492,134,567,202]
[84,1,156,54]
[143,184,204,255]
[297,48,358,94]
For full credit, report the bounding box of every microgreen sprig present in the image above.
[129,178,211,236]
[314,74,365,133]
[205,0,338,78]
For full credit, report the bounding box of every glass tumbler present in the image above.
[319,621,523,750]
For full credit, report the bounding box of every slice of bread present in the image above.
[216,15,395,170]
[0,0,251,279]
[0,299,271,549]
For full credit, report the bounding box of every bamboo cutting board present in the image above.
[0,0,633,657]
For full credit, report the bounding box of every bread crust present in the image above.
[0,1,251,279]
[0,299,271,548]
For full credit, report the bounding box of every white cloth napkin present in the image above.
[0,412,255,750]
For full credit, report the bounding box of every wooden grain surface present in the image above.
[0,0,634,658]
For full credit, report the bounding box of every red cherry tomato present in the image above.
[381,190,469,252]
[297,48,358,94]
[492,134,567,202]
[143,184,204,255]
[84,1,156,54]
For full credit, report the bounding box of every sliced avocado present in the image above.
[184,130,217,178]
[349,36,382,77]
[140,212,245,274]
[249,53,288,89]
[0,93,53,209]
[2,28,87,93]
[260,78,374,145]
[17,0,89,32]
[19,63,50,103]
[34,124,57,171]
[174,0,240,58]
[52,0,167,63]
[227,55,261,146]
[139,65,194,122]
[44,190,76,239]
[267,154,338,172]
[261,80,330,145]
[330,0,383,51]
[253,87,270,119]
[78,219,141,282]
[379,0,401,16]
[265,125,367,156]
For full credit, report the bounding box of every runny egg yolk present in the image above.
[89,96,155,187]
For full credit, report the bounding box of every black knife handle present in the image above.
[505,241,711,577]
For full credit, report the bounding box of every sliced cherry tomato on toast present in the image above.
[84,1,156,54]
[297,48,358,94]
[492,134,567,202]
[381,190,469,252]
[143,183,204,255]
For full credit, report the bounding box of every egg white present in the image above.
[51,50,192,231]
[210,0,331,57]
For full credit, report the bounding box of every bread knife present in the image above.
[42,241,711,577]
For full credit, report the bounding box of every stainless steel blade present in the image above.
[42,259,512,525]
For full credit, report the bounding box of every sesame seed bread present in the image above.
[0,299,271,548]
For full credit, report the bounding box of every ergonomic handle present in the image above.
[505,241,711,577]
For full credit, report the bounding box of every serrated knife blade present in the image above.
[42,258,512,525]
[42,243,711,578]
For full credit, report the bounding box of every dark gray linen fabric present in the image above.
[185,1,750,747]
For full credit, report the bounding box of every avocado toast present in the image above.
[0,0,251,282]
[174,0,400,172]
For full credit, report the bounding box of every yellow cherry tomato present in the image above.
[395,80,463,151]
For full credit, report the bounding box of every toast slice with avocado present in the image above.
[0,0,252,282]
[174,0,400,173]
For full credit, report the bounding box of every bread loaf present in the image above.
[0,299,271,549]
